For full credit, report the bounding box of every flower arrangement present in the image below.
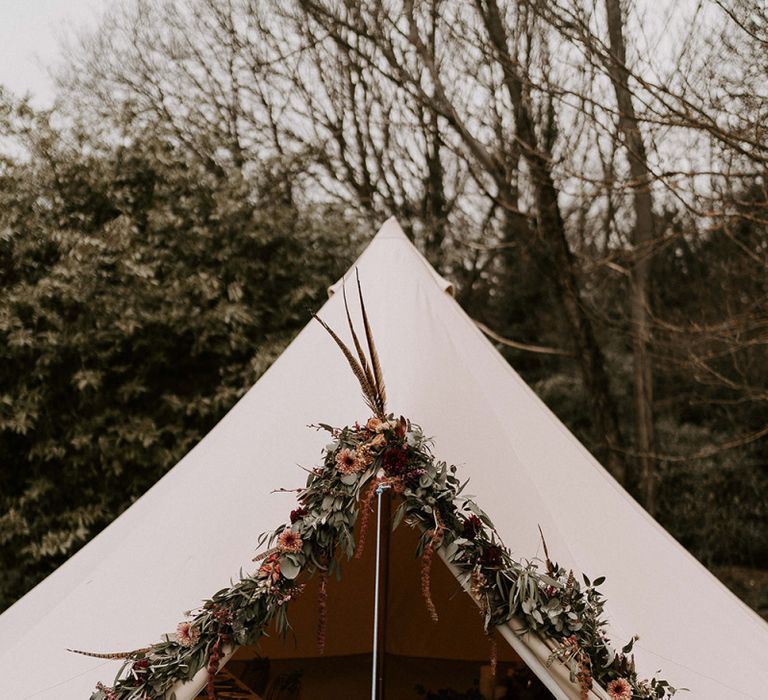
[85,414,676,700]
[84,282,677,700]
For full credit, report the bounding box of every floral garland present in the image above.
[88,414,677,700]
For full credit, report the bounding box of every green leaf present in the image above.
[279,556,300,580]
[392,501,407,530]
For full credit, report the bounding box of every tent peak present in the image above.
[373,216,410,240]
[328,217,454,298]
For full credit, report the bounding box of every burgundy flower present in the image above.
[96,683,117,700]
[213,606,233,627]
[480,545,503,568]
[382,447,409,476]
[403,468,425,489]
[290,507,307,524]
[462,514,483,540]
[131,658,150,686]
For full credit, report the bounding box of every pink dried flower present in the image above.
[96,683,117,700]
[257,557,281,585]
[335,447,363,474]
[607,678,633,700]
[356,445,374,468]
[366,417,384,432]
[367,433,387,450]
[277,529,303,554]
[175,621,201,648]
[276,584,305,606]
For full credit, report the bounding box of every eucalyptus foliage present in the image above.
[89,416,676,699]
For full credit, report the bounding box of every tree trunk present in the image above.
[604,0,657,512]
[480,0,626,482]
[422,0,448,266]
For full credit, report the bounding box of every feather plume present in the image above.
[342,282,376,395]
[67,647,151,660]
[356,270,387,414]
[252,546,279,562]
[314,273,387,418]
[538,525,555,576]
[313,313,380,417]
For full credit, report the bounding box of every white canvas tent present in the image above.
[1,218,766,699]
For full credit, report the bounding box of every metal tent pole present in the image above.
[370,482,391,700]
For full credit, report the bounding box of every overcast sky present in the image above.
[0,0,104,107]
[0,0,704,110]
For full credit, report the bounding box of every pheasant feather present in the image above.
[314,273,387,418]
[342,282,376,395]
[356,270,387,414]
[67,647,151,660]
[313,313,380,417]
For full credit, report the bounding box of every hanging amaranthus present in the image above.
[317,571,328,655]
[419,524,444,624]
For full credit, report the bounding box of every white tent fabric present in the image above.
[1,218,767,699]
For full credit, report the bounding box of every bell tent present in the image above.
[0,218,766,699]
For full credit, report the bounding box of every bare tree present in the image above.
[292,0,627,479]
[524,0,767,499]
[601,0,657,512]
[58,0,768,497]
